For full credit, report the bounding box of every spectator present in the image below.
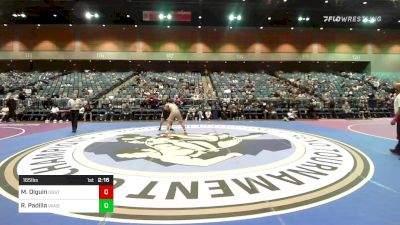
[15,103,25,121]
[121,102,131,120]
[83,102,93,122]
[342,101,353,118]
[5,94,17,122]
[0,105,9,122]
[48,105,60,122]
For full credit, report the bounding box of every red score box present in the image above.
[99,185,113,199]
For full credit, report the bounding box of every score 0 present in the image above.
[99,184,113,213]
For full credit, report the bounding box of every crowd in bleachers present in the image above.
[0,70,395,123]
[0,71,61,95]
[111,71,204,101]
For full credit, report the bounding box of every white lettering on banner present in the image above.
[323,15,382,23]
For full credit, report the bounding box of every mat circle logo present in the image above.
[0,125,374,223]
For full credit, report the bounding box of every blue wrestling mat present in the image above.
[0,121,398,225]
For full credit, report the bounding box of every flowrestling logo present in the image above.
[323,15,382,23]
[0,125,374,223]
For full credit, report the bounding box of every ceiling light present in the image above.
[320,27,324,30]
[126,14,130,18]
[298,17,303,21]
[167,25,170,28]
[268,17,272,20]
[166,14,172,20]
[325,0,328,3]
[3,24,7,27]
[102,24,106,27]
[305,17,310,21]
[349,27,353,30]
[229,26,233,29]
[53,14,57,17]
[198,15,202,19]
[290,27,294,30]
[377,28,381,31]
[69,24,72,27]
[21,13,26,18]
[198,25,201,29]
[260,26,263,29]
[283,0,287,2]
[229,14,235,21]
[237,15,242,20]
[37,24,40,27]
[94,13,99,18]
[12,13,17,17]
[85,12,92,19]
[363,1,367,4]
[159,13,164,20]
[134,24,138,27]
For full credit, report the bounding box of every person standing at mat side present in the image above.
[67,93,82,133]
[164,102,187,137]
[390,83,400,154]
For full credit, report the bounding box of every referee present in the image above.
[390,83,400,154]
[68,93,82,133]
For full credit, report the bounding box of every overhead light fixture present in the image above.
[267,17,272,20]
[37,24,40,27]
[377,28,381,31]
[126,14,130,18]
[85,11,99,20]
[260,26,263,29]
[3,24,7,27]
[349,27,353,30]
[13,13,26,18]
[325,0,329,3]
[283,0,287,2]
[229,26,233,29]
[167,25,170,28]
[102,24,106,27]
[53,14,57,17]
[85,12,92,19]
[198,15,202,19]
[69,24,72,27]
[290,27,294,30]
[198,25,201,29]
[229,14,242,21]
[363,1,367,5]
[159,13,172,20]
[320,27,324,30]
[134,24,138,27]
[298,16,310,22]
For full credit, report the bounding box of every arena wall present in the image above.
[0,25,400,79]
